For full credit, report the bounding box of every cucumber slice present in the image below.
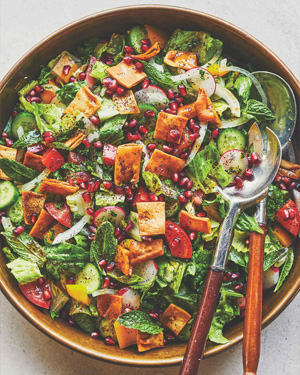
[75,263,102,294]
[217,128,247,155]
[11,112,37,139]
[99,318,117,341]
[74,314,96,334]
[0,181,19,210]
[7,196,24,224]
[128,25,147,54]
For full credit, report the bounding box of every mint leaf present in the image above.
[117,310,164,334]
[274,249,294,292]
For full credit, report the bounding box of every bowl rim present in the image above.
[0,4,300,367]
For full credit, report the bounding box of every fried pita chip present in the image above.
[154,112,187,144]
[132,42,160,61]
[39,178,79,196]
[129,239,164,265]
[52,52,79,84]
[64,132,86,149]
[136,202,165,236]
[145,149,185,178]
[29,209,54,239]
[164,50,197,70]
[194,88,221,125]
[22,191,46,225]
[106,61,147,89]
[65,86,101,118]
[114,143,143,185]
[112,90,140,114]
[23,152,44,173]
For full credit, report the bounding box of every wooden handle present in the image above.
[243,225,266,375]
[179,268,224,375]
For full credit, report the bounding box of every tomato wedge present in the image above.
[42,148,65,172]
[133,185,151,205]
[67,170,92,184]
[45,202,72,228]
[275,200,300,236]
[18,279,51,309]
[67,151,87,165]
[165,221,192,258]
[103,143,118,166]
[27,142,47,154]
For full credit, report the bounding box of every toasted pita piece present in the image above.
[136,202,165,236]
[160,303,191,335]
[112,90,140,114]
[129,239,164,266]
[137,331,164,352]
[194,88,221,125]
[51,52,79,84]
[164,51,197,70]
[145,149,185,178]
[0,145,18,180]
[114,244,132,276]
[29,209,54,239]
[278,159,300,180]
[145,25,169,49]
[106,61,147,89]
[23,152,44,173]
[65,86,101,118]
[64,132,86,149]
[97,294,122,320]
[44,223,66,244]
[177,102,197,120]
[114,144,143,186]
[154,112,187,144]
[179,210,211,234]
[132,42,160,61]
[273,224,294,248]
[39,178,79,196]
[22,191,46,225]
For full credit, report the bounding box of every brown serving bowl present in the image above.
[0,5,299,367]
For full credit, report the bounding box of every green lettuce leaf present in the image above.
[0,158,38,183]
[266,184,289,221]
[157,259,186,294]
[210,164,232,188]
[236,212,264,233]
[202,194,228,219]
[7,258,43,284]
[202,220,220,242]
[243,99,276,123]
[234,75,252,103]
[231,229,250,253]
[56,81,86,106]
[117,310,164,334]
[99,115,126,145]
[141,61,174,90]
[90,61,109,81]
[142,171,163,195]
[274,249,294,292]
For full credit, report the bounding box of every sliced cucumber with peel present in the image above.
[75,263,102,294]
[0,181,19,210]
[217,128,247,155]
[7,196,24,224]
[99,318,117,341]
[11,112,37,139]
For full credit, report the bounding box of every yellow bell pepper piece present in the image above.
[66,284,91,306]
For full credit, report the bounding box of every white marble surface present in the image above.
[0,1,299,374]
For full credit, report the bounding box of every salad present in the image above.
[0,24,299,352]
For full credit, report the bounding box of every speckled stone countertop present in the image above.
[0,1,299,374]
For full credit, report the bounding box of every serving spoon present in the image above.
[243,72,297,375]
[178,127,281,375]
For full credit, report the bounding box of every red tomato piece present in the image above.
[103,143,117,166]
[85,56,97,89]
[67,170,92,184]
[42,148,65,172]
[27,142,47,154]
[165,221,192,258]
[45,202,72,228]
[67,151,87,165]
[133,185,150,205]
[18,279,51,309]
[275,200,300,236]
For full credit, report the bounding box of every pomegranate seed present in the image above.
[25,94,31,103]
[32,96,42,103]
[114,227,121,238]
[106,59,114,65]
[282,177,291,185]
[223,272,232,281]
[43,131,53,138]
[153,261,158,270]
[124,45,134,54]
[139,125,148,134]
[31,213,38,224]
[69,76,77,82]
[135,62,143,71]
[13,226,24,236]
[141,44,149,52]
[165,108,177,115]
[124,221,133,232]
[88,233,95,241]
[87,180,95,193]
[149,193,159,202]
[123,55,133,65]
[103,181,113,190]
[5,139,13,147]
[108,79,118,92]
[149,312,159,321]
[89,115,100,126]
[37,277,45,286]
[193,124,200,133]
[180,152,189,159]
[178,194,187,203]
[235,176,243,187]
[279,183,287,190]
[68,318,75,326]
[116,86,126,96]
[142,236,153,242]
[94,180,101,192]
[89,225,97,233]
[250,152,261,166]
[2,131,8,139]
[185,190,193,199]
[98,259,107,268]
[189,133,199,143]
[79,182,87,189]
[117,287,130,296]
[93,140,103,149]
[141,38,150,46]
[274,173,281,182]
[82,191,91,203]
[175,96,183,104]
[63,65,71,76]
[245,169,253,180]
[29,89,36,97]
[231,272,240,280]
[12,110,18,116]
[147,143,156,151]
[128,118,137,128]
[82,138,91,148]
[124,186,132,196]
[186,180,193,190]
[110,281,119,289]
[102,276,111,288]
[284,209,290,220]
[105,337,116,346]
[178,84,187,96]
[91,331,100,339]
[234,284,243,292]
[102,77,112,86]
[167,89,174,99]
[170,129,180,141]
[86,207,94,216]
[122,307,133,314]
[271,266,280,272]
[43,290,52,300]
[163,145,173,154]
[105,262,115,272]
[245,238,250,246]
[197,212,206,217]
[169,102,178,111]
[79,72,86,81]
[179,177,189,187]
[173,173,179,183]
[44,136,55,144]
[165,333,176,341]
[35,85,44,94]
[159,195,164,201]
[145,110,156,118]
[189,232,196,241]
[212,129,219,139]
[288,181,296,191]
[142,78,150,89]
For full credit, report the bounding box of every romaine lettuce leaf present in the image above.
[210,164,232,188]
[236,212,264,233]
[7,258,43,284]
[90,61,109,81]
[99,115,126,145]
[234,75,252,103]
[56,81,86,106]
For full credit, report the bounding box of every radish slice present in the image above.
[121,288,141,310]
[93,206,125,227]
[52,214,91,244]
[92,289,117,297]
[220,149,248,177]
[134,85,169,110]
[263,267,280,290]
[133,260,158,284]
[185,123,207,166]
[214,85,240,117]
[171,67,216,96]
